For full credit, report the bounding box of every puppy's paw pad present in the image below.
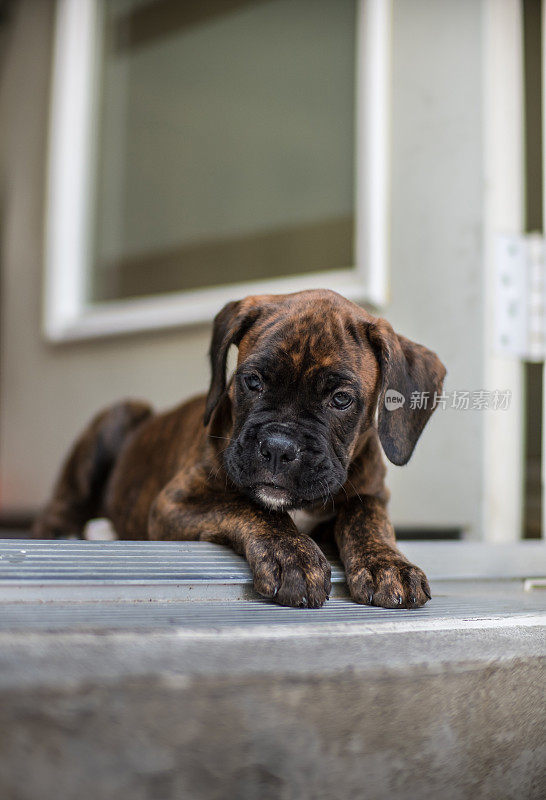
[349,560,431,610]
[347,566,374,605]
[252,559,281,599]
[249,538,331,609]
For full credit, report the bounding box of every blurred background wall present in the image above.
[92,0,357,299]
[0,0,490,537]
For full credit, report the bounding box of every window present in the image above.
[44,0,391,340]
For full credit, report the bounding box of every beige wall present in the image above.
[1,0,486,538]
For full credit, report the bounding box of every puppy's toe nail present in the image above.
[368,592,374,604]
[411,595,417,604]
[299,596,308,608]
[395,594,403,605]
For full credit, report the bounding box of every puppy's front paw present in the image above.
[348,556,431,610]
[248,535,332,609]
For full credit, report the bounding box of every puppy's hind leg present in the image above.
[32,400,152,539]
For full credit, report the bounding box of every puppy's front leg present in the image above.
[149,477,331,608]
[335,496,431,609]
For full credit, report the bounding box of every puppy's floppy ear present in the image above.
[204,299,262,426]
[367,318,446,466]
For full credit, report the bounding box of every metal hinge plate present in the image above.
[495,233,546,360]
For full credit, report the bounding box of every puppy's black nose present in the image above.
[259,434,298,474]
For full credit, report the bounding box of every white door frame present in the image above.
[482,0,525,542]
[542,0,546,541]
[43,0,392,343]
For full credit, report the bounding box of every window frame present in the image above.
[43,0,392,342]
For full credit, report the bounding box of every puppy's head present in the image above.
[205,290,446,511]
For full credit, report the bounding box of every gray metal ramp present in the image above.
[0,538,545,630]
[1,537,546,599]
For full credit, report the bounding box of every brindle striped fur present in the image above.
[34,290,445,609]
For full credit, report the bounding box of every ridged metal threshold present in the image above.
[1,539,546,584]
[0,539,545,633]
[1,586,546,633]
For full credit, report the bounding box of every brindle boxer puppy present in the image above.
[34,290,446,609]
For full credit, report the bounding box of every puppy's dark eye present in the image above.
[244,373,263,392]
[330,391,353,410]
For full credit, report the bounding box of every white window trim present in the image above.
[43,0,392,343]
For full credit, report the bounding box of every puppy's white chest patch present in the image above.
[289,509,335,534]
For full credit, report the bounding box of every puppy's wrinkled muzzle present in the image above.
[258,432,299,476]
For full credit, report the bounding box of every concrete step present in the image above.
[0,539,545,800]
